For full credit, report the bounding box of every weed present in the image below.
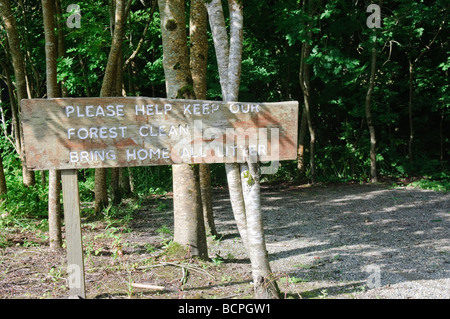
[211,254,224,266]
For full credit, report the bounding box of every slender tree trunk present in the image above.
[42,0,62,250]
[190,0,218,237]
[299,37,316,184]
[95,0,127,214]
[55,0,68,98]
[440,109,445,169]
[158,0,208,259]
[365,35,378,183]
[240,160,278,299]
[111,44,125,205]
[205,0,249,251]
[0,0,35,187]
[0,154,7,202]
[408,58,414,163]
[0,89,8,202]
[0,60,20,154]
[119,168,132,197]
[297,107,307,180]
[204,0,280,298]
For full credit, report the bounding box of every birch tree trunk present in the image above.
[204,0,280,298]
[42,0,62,250]
[158,0,208,259]
[0,0,35,187]
[205,0,249,252]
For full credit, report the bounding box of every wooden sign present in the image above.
[20,97,298,170]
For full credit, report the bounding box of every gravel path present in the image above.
[208,183,450,299]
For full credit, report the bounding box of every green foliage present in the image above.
[408,178,450,192]
[0,0,449,236]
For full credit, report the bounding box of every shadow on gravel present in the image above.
[209,183,450,296]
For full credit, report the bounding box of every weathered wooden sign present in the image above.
[20,97,298,170]
[20,96,298,299]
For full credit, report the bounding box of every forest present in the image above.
[0,0,449,300]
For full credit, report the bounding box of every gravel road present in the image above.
[208,183,450,299]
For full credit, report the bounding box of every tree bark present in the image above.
[408,58,414,163]
[190,0,218,237]
[299,38,316,184]
[42,0,63,250]
[298,0,317,184]
[297,107,307,180]
[95,0,127,214]
[158,0,208,259]
[55,0,69,98]
[0,154,7,201]
[365,35,378,183]
[240,160,278,299]
[0,0,35,187]
[204,0,280,298]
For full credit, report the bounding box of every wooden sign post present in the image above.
[20,97,298,298]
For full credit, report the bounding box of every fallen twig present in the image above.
[137,261,215,279]
[131,283,178,292]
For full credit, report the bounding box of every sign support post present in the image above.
[61,170,86,299]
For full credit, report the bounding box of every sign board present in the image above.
[20,97,298,170]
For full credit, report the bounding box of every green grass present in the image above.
[407,178,450,192]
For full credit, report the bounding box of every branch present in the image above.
[413,5,448,64]
[123,0,157,71]
[204,0,229,99]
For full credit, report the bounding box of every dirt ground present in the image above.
[0,182,449,299]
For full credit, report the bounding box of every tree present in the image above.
[189,0,218,237]
[42,0,63,250]
[365,30,379,183]
[401,3,447,163]
[299,0,317,184]
[158,0,208,259]
[95,0,128,214]
[0,0,35,187]
[0,154,6,201]
[204,0,280,298]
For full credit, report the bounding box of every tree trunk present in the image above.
[299,38,316,184]
[204,0,280,298]
[0,89,7,197]
[365,35,378,183]
[205,0,248,250]
[0,0,35,187]
[0,154,7,201]
[190,0,218,237]
[408,58,414,163]
[173,164,208,258]
[95,0,127,214]
[55,0,69,98]
[440,109,445,169]
[240,161,278,299]
[111,44,125,204]
[158,0,208,259]
[42,0,63,250]
[297,107,307,180]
